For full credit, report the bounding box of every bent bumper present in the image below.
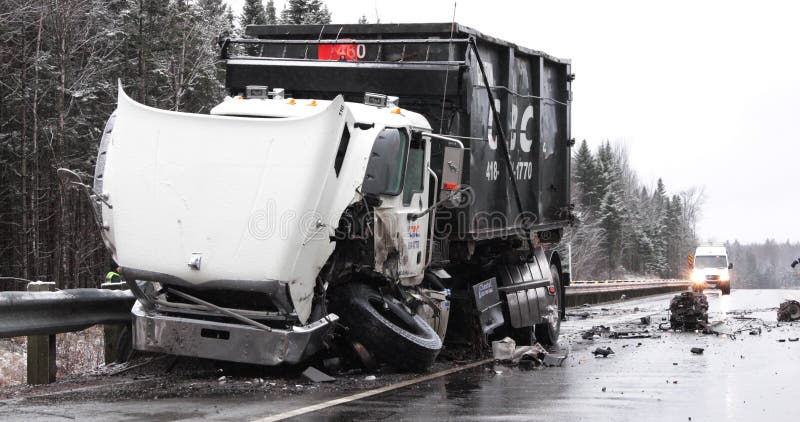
[131,301,338,365]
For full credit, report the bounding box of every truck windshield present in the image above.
[362,128,409,196]
[695,255,727,269]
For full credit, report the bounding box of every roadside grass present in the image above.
[0,325,105,387]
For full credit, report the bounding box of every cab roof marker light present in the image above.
[364,92,400,108]
[307,100,318,106]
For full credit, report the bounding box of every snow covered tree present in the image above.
[265,0,277,24]
[241,0,267,27]
[280,0,331,24]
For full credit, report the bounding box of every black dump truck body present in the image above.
[224,22,572,246]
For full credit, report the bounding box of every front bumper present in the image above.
[692,279,730,289]
[131,301,338,366]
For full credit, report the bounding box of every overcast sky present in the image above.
[228,0,800,244]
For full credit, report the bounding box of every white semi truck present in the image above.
[89,23,574,370]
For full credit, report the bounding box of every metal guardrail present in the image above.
[0,288,135,338]
[565,279,690,307]
[569,279,687,286]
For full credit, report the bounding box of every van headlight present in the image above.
[720,272,730,282]
[691,271,703,283]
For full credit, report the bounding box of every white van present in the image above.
[690,246,732,295]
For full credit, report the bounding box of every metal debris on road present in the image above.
[669,292,709,330]
[789,338,799,342]
[592,347,614,358]
[777,300,800,322]
[581,325,611,340]
[610,330,656,339]
[690,347,704,355]
[302,366,335,383]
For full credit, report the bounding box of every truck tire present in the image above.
[534,264,562,345]
[721,284,731,295]
[331,283,442,372]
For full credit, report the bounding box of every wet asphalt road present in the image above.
[2,289,799,421]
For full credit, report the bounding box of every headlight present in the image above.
[720,272,730,282]
[691,271,703,283]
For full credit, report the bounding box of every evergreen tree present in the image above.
[241,0,267,27]
[597,143,625,277]
[573,140,601,215]
[265,0,277,24]
[280,0,331,24]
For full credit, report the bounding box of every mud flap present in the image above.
[472,277,504,334]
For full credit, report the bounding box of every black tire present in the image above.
[534,264,562,346]
[721,284,731,295]
[331,283,442,372]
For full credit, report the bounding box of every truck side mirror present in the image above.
[441,142,464,199]
[728,263,733,270]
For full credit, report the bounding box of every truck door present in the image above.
[396,133,430,284]
[362,128,430,285]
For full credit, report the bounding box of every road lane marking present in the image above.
[251,358,494,422]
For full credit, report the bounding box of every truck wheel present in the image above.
[721,285,731,295]
[331,283,442,372]
[533,264,562,346]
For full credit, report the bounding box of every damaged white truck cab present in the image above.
[94,23,574,371]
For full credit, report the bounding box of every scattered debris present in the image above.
[777,300,800,322]
[364,375,377,381]
[543,350,569,367]
[601,387,607,392]
[301,366,335,383]
[640,316,651,325]
[491,337,516,361]
[566,311,591,319]
[778,339,787,343]
[592,347,614,358]
[492,337,566,368]
[690,347,704,355]
[700,320,732,336]
[610,330,656,339]
[789,338,799,342]
[670,292,708,330]
[581,325,611,340]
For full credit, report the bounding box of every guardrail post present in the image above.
[26,281,57,385]
[101,281,131,364]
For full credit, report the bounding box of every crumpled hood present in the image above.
[101,86,380,323]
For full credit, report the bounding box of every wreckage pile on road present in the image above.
[777,300,800,322]
[669,292,709,330]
